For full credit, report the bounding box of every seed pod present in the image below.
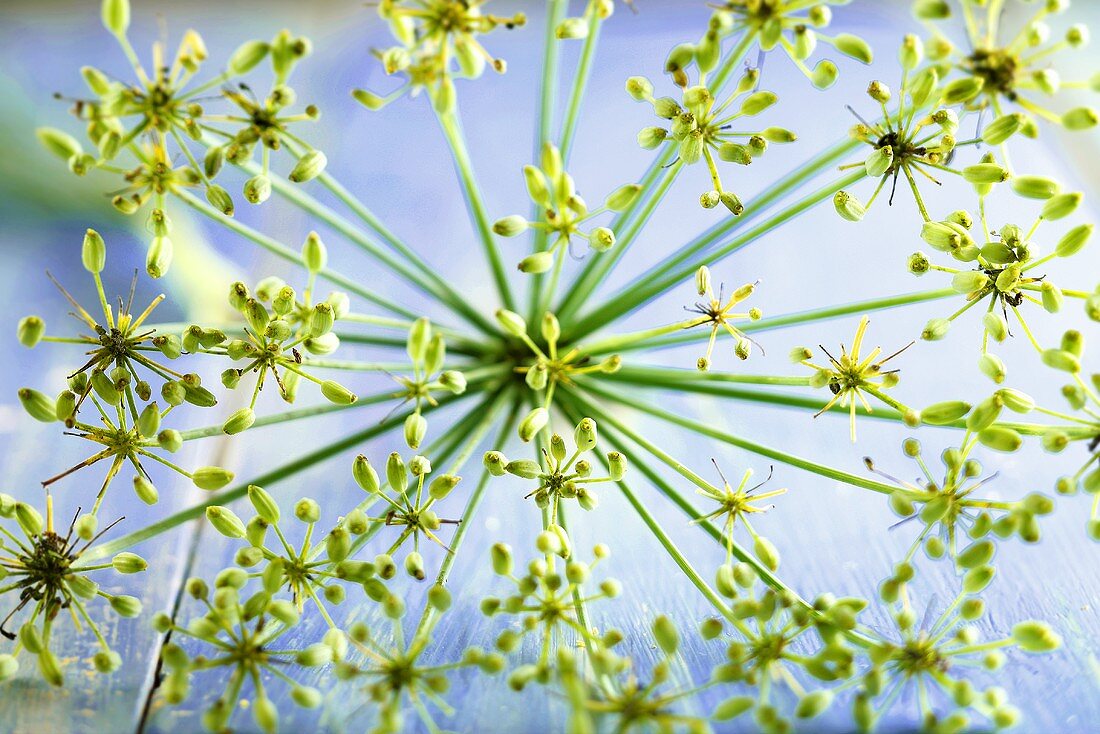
[146,236,173,279]
[652,615,679,656]
[428,474,460,500]
[518,407,548,442]
[1012,621,1062,652]
[228,40,270,75]
[206,506,247,538]
[295,498,321,523]
[921,401,971,425]
[19,388,56,422]
[289,150,327,183]
[192,466,235,491]
[833,191,865,222]
[320,380,357,405]
[133,475,158,505]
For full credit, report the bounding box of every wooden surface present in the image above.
[1,1,1099,732]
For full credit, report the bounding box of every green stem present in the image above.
[592,376,1083,438]
[573,381,898,495]
[564,161,865,342]
[559,8,602,163]
[257,138,498,337]
[608,365,813,387]
[175,190,422,322]
[412,393,523,643]
[583,288,958,355]
[436,106,515,311]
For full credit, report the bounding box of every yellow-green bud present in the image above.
[133,475,158,505]
[1011,175,1060,200]
[228,40,270,75]
[289,150,327,183]
[519,407,548,442]
[320,380,356,405]
[222,407,255,435]
[922,401,970,425]
[192,466,235,491]
[18,388,56,423]
[833,191,865,222]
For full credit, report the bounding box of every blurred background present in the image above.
[0,1,1098,732]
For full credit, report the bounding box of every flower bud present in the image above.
[833,191,865,222]
[289,149,327,183]
[228,40,270,75]
[19,388,56,422]
[320,380,357,405]
[495,309,527,337]
[492,215,528,237]
[133,475,158,505]
[429,474,460,500]
[146,235,173,278]
[921,401,970,425]
[484,451,507,476]
[1063,107,1098,130]
[222,407,256,435]
[112,552,147,574]
[192,466,235,490]
[1012,621,1062,652]
[109,594,143,617]
[519,407,548,442]
[652,615,680,655]
[206,506,247,538]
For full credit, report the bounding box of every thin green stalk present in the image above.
[608,365,812,387]
[571,381,899,495]
[565,169,866,341]
[558,8,603,163]
[240,138,499,337]
[413,393,523,641]
[526,0,570,324]
[82,389,476,561]
[175,190,422,322]
[555,31,761,321]
[581,288,957,355]
[436,106,515,311]
[592,376,1084,438]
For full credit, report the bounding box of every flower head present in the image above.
[628,67,795,213]
[915,0,1099,134]
[792,316,918,441]
[484,417,625,542]
[392,318,467,449]
[493,142,639,276]
[865,435,1052,565]
[0,494,144,686]
[860,563,1061,732]
[684,265,763,371]
[153,571,335,733]
[913,196,1096,382]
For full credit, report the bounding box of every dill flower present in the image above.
[0,495,144,686]
[338,585,500,734]
[713,1,873,89]
[914,0,1099,134]
[354,0,526,114]
[709,572,864,733]
[41,0,321,275]
[557,616,713,734]
[858,563,1061,732]
[18,233,229,511]
[484,417,625,549]
[695,462,785,571]
[865,435,1053,564]
[352,451,462,580]
[791,316,919,441]
[152,573,335,733]
[481,540,621,686]
[206,485,378,629]
[913,197,1096,382]
[627,66,795,214]
[833,37,1000,223]
[493,142,639,277]
[191,241,357,434]
[684,265,763,371]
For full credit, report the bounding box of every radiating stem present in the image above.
[436,106,515,311]
[581,288,957,355]
[175,190,422,322]
[565,168,867,341]
[571,381,898,495]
